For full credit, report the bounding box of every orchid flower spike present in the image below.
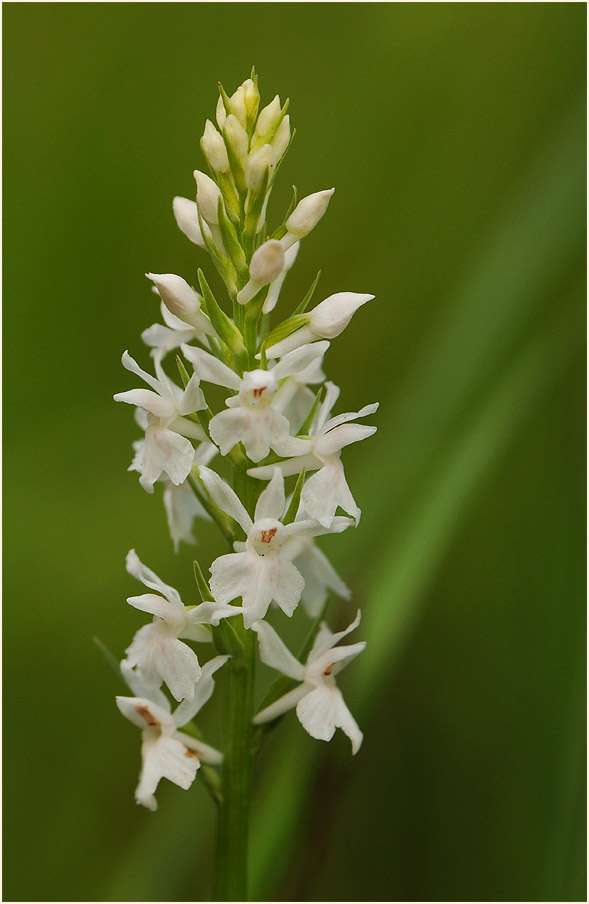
[253,612,365,753]
[117,656,228,810]
[199,466,353,627]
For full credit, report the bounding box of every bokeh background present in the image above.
[4,3,586,901]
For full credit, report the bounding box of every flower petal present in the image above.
[252,620,306,680]
[321,401,379,435]
[173,655,230,726]
[125,549,182,605]
[174,730,223,765]
[177,373,206,416]
[114,388,175,419]
[300,459,360,528]
[198,466,252,534]
[254,468,285,521]
[136,734,200,809]
[140,426,195,491]
[116,695,174,732]
[181,345,241,390]
[120,350,165,395]
[315,423,377,457]
[271,341,330,382]
[126,592,184,625]
[309,610,362,661]
[290,541,351,618]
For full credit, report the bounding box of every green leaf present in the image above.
[197,269,247,362]
[282,468,306,525]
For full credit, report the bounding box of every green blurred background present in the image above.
[4,3,586,901]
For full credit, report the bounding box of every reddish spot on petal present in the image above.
[184,747,200,759]
[136,704,158,726]
[323,664,333,676]
[252,388,265,398]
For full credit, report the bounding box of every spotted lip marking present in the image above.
[323,664,333,676]
[260,527,277,544]
[184,747,200,759]
[252,387,266,398]
[136,704,158,726]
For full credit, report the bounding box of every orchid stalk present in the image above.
[110,70,378,901]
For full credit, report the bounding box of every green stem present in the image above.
[213,621,256,901]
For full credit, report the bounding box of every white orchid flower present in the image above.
[123,550,241,701]
[117,656,228,810]
[270,342,327,434]
[199,466,353,628]
[252,612,365,753]
[114,351,207,492]
[181,342,328,463]
[248,382,378,527]
[141,300,213,362]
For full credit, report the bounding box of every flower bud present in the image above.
[249,240,285,283]
[309,292,373,338]
[271,114,290,162]
[236,240,285,306]
[245,145,274,190]
[193,170,221,225]
[284,189,335,241]
[172,196,205,247]
[242,77,260,124]
[223,114,249,163]
[216,94,227,129]
[228,84,247,128]
[254,95,281,142]
[201,120,229,173]
[146,272,202,320]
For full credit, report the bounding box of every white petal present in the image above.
[252,620,306,680]
[315,423,377,457]
[116,695,174,732]
[271,341,330,382]
[140,426,195,491]
[321,401,380,435]
[152,636,202,702]
[136,734,199,809]
[285,516,353,540]
[310,641,366,678]
[253,684,309,724]
[177,373,206,416]
[247,453,320,481]
[114,388,175,419]
[254,468,285,521]
[198,466,252,533]
[120,350,165,395]
[170,416,206,442]
[125,549,182,605]
[141,323,196,355]
[185,601,242,626]
[270,432,315,458]
[309,610,362,661]
[126,592,184,625]
[295,685,338,742]
[300,459,360,528]
[181,345,241,389]
[208,408,249,457]
[254,557,305,627]
[315,380,341,431]
[209,552,272,624]
[173,655,230,726]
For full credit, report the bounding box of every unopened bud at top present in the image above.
[228,84,247,128]
[201,120,229,173]
[236,240,285,305]
[242,77,260,124]
[254,96,281,142]
[250,240,285,283]
[246,145,274,191]
[194,170,222,225]
[223,114,249,163]
[146,273,201,320]
[282,189,335,248]
[172,197,205,247]
[271,114,290,162]
[309,292,373,338]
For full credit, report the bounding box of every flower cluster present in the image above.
[112,73,377,811]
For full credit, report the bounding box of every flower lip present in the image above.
[248,517,287,555]
[240,369,278,408]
